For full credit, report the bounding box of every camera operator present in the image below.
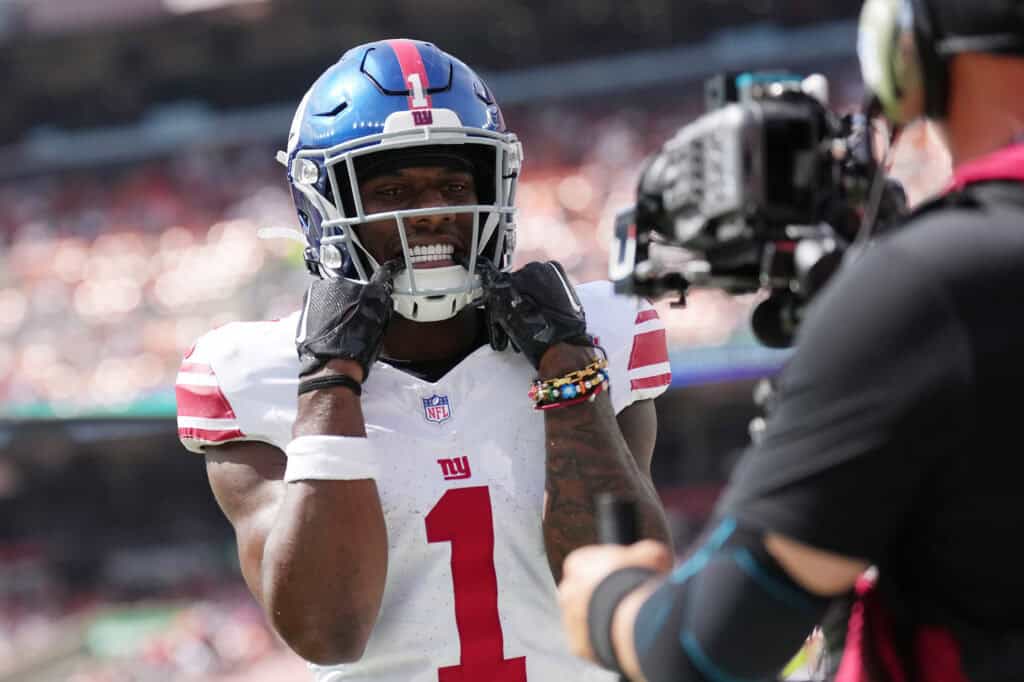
[558,1,1024,680]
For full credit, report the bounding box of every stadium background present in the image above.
[0,1,952,679]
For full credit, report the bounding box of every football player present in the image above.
[176,39,672,681]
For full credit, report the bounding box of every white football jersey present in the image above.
[176,281,671,682]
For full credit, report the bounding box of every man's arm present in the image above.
[204,441,285,607]
[557,530,862,682]
[197,263,400,665]
[204,368,388,666]
[475,261,672,582]
[540,343,671,583]
[606,535,867,681]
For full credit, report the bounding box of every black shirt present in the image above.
[719,176,1024,631]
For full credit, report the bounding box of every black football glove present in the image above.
[295,260,402,380]
[478,259,591,369]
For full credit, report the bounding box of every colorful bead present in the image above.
[528,357,609,408]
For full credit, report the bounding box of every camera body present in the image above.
[611,72,905,346]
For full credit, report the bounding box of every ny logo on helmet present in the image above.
[412,110,433,126]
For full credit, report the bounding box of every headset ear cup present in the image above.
[859,0,925,124]
[920,40,949,120]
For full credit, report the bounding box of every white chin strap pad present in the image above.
[391,265,482,322]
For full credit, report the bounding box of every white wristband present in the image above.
[284,435,380,482]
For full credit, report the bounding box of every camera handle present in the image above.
[596,494,639,545]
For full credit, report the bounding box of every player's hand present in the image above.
[296,260,403,383]
[478,259,591,369]
[557,541,672,663]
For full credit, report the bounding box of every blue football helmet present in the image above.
[282,39,523,322]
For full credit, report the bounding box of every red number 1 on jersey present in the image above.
[425,486,528,682]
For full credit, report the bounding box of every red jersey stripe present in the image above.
[176,384,237,420]
[635,309,659,324]
[178,426,244,444]
[388,39,432,109]
[628,329,669,370]
[630,373,672,391]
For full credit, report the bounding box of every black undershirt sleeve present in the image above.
[717,241,974,561]
[633,519,831,682]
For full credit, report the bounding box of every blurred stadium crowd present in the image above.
[0,103,694,415]
[0,450,290,681]
[1,553,280,682]
[0,2,958,679]
[0,98,951,682]
[0,99,951,416]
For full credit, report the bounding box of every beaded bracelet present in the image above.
[528,358,610,410]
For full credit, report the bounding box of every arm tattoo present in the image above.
[543,391,671,582]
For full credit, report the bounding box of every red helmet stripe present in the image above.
[388,39,433,110]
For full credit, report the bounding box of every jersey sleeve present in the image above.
[716,242,974,561]
[175,337,249,453]
[578,281,672,414]
[175,313,301,454]
[624,302,672,402]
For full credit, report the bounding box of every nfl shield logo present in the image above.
[422,394,452,424]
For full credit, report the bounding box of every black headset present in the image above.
[859,0,1024,123]
[909,0,947,119]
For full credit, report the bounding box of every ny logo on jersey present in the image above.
[412,110,433,126]
[422,394,451,423]
[438,456,471,480]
